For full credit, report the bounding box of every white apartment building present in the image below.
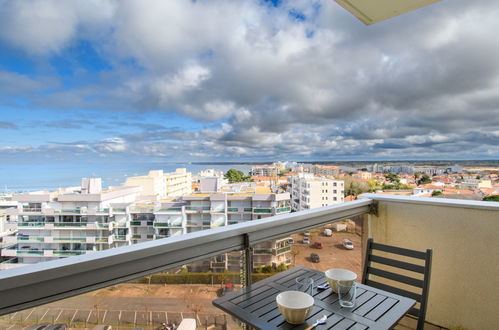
[251,165,278,177]
[124,168,192,198]
[310,165,340,177]
[1,179,292,272]
[290,173,344,211]
[1,179,141,269]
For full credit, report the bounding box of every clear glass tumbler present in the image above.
[338,281,356,308]
[295,276,314,295]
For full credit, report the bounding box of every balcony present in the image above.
[21,208,42,213]
[253,208,272,214]
[53,222,88,228]
[227,207,239,212]
[154,222,182,228]
[53,250,87,256]
[52,237,87,243]
[273,246,291,255]
[17,222,45,227]
[17,236,45,243]
[275,206,291,213]
[0,196,498,329]
[185,206,210,213]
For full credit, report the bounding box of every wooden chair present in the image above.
[362,238,432,330]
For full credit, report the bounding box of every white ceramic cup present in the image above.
[324,268,357,293]
[276,291,314,324]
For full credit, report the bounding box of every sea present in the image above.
[0,163,253,192]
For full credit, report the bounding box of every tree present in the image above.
[483,195,499,202]
[417,174,432,185]
[431,190,443,197]
[384,173,400,184]
[224,169,246,183]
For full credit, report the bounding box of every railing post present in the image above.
[243,233,253,287]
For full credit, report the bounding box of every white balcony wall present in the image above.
[364,194,499,330]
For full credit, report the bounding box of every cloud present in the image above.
[1,0,499,160]
[0,121,18,129]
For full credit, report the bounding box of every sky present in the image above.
[1,0,499,165]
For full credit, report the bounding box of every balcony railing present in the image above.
[1,196,498,329]
[53,237,86,242]
[16,250,44,256]
[253,208,272,214]
[53,250,87,256]
[17,236,44,242]
[227,207,239,212]
[17,222,45,227]
[276,206,291,213]
[53,222,87,227]
[21,208,42,212]
[274,246,291,255]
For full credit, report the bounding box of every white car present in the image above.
[303,237,310,244]
[342,238,354,250]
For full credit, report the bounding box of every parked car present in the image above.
[324,228,333,236]
[303,237,310,244]
[342,238,354,250]
[303,231,311,236]
[310,253,320,263]
[312,242,323,249]
[287,238,294,244]
[218,282,235,297]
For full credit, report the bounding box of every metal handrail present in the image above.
[0,199,371,316]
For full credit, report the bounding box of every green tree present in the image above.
[225,169,247,183]
[483,195,499,202]
[431,190,443,197]
[385,173,400,184]
[417,174,432,185]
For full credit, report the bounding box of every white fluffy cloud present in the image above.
[1,0,499,160]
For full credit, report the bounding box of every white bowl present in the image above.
[276,291,314,324]
[324,268,357,293]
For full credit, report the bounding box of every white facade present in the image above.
[1,178,291,272]
[124,168,192,198]
[290,173,344,211]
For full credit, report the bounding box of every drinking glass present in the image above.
[295,276,314,295]
[337,281,356,308]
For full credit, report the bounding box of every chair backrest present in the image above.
[362,238,432,330]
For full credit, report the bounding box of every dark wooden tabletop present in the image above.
[213,266,415,330]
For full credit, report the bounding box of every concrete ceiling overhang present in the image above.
[334,0,442,25]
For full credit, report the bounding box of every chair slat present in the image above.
[370,255,425,274]
[367,266,424,288]
[365,279,422,302]
[372,242,427,259]
[408,307,420,318]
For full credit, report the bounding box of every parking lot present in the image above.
[0,286,233,330]
[291,228,362,279]
[0,307,229,330]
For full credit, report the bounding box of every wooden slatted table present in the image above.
[213,266,415,330]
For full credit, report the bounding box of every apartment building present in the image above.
[1,179,141,269]
[124,168,192,198]
[310,165,340,177]
[173,189,292,272]
[1,179,292,272]
[290,173,344,211]
[251,165,278,177]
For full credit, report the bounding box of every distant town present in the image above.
[0,161,498,272]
